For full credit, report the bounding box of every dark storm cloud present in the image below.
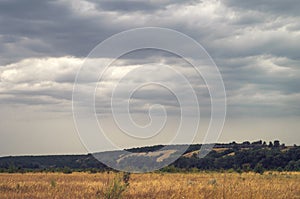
[91,0,160,12]
[0,0,202,65]
[0,0,65,20]
[0,0,299,118]
[223,0,300,16]
[89,0,200,12]
[0,0,117,65]
[1,0,299,64]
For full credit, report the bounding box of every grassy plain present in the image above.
[0,171,299,199]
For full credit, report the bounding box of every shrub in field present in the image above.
[122,172,130,186]
[160,165,180,173]
[254,163,264,174]
[50,179,56,188]
[96,172,130,199]
[208,178,217,185]
[62,167,72,174]
[8,164,17,173]
[242,163,251,172]
[89,168,98,174]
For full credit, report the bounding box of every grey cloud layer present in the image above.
[0,0,299,118]
[224,0,300,16]
[1,0,299,61]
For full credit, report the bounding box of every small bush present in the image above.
[122,172,130,186]
[160,165,180,173]
[89,168,98,174]
[97,173,130,199]
[50,179,56,188]
[242,163,251,172]
[62,167,72,174]
[254,163,264,175]
[208,179,217,185]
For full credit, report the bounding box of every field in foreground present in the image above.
[0,172,299,199]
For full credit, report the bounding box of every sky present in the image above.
[0,0,300,156]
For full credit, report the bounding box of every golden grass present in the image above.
[0,171,299,199]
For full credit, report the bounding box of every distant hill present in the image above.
[0,140,299,173]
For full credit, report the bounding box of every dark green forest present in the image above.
[0,140,299,173]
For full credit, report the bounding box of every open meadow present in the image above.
[0,171,299,199]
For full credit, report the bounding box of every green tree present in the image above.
[62,166,72,174]
[242,163,251,172]
[268,141,273,147]
[274,140,280,148]
[254,163,264,174]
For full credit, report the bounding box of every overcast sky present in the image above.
[0,0,300,156]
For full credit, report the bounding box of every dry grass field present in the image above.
[0,171,299,199]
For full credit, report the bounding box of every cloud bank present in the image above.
[0,0,300,155]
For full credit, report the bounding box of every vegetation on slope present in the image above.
[0,140,299,173]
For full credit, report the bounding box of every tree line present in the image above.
[0,140,299,173]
